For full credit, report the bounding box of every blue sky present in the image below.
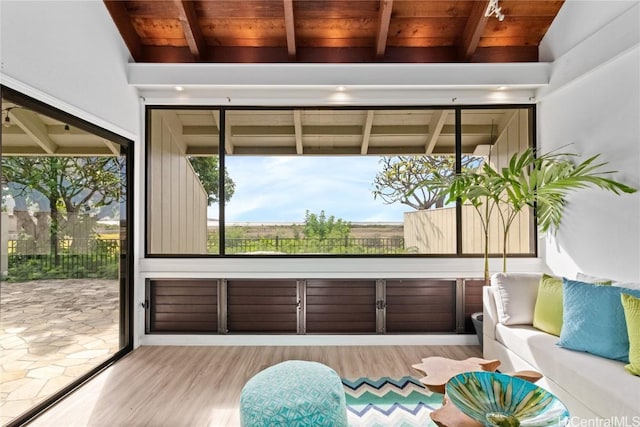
[208,156,409,223]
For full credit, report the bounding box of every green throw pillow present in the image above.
[621,293,640,376]
[533,274,563,336]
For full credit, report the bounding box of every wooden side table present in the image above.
[412,357,542,427]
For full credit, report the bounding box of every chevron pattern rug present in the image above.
[342,376,443,427]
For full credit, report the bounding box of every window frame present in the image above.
[144,104,537,259]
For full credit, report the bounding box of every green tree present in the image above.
[303,210,350,240]
[373,155,478,210]
[2,156,124,259]
[188,156,236,205]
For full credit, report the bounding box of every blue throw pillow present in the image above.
[557,279,640,362]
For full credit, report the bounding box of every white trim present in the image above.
[139,257,545,279]
[140,333,479,347]
[131,63,548,106]
[0,74,137,141]
[132,98,146,350]
[138,87,538,107]
[128,62,550,88]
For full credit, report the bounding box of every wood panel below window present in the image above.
[305,280,376,333]
[386,279,456,333]
[149,280,218,333]
[227,280,298,333]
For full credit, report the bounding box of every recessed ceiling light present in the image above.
[336,86,346,92]
[497,86,508,90]
[175,86,184,92]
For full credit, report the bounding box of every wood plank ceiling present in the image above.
[153,108,513,156]
[104,0,565,63]
[1,103,119,157]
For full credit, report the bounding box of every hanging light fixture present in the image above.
[64,124,70,132]
[485,0,505,21]
[2,107,16,128]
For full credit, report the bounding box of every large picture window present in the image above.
[147,106,534,257]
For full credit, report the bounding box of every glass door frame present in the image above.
[0,85,134,427]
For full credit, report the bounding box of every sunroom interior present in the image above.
[1,0,639,426]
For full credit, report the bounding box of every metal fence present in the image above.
[222,237,406,254]
[6,239,120,280]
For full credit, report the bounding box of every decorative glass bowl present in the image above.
[445,371,570,427]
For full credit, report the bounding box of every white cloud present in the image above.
[211,156,410,222]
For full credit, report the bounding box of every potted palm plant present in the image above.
[436,147,636,282]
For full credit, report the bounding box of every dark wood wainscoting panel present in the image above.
[306,280,376,333]
[227,280,298,333]
[386,279,456,333]
[149,280,218,333]
[464,279,486,333]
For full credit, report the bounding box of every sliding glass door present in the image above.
[0,87,132,426]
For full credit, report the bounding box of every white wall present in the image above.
[539,0,638,61]
[538,2,640,282]
[0,0,139,138]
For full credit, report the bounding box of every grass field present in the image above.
[212,223,404,239]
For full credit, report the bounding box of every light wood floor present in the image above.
[28,345,481,427]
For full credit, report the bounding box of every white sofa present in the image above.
[483,272,640,422]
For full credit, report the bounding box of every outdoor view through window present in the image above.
[0,98,128,425]
[148,107,534,256]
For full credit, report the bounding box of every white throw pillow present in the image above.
[576,272,612,284]
[490,272,542,325]
[614,282,640,290]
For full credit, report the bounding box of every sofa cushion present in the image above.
[621,293,640,376]
[532,274,563,336]
[495,323,640,419]
[558,279,640,362]
[495,324,560,372]
[491,272,542,325]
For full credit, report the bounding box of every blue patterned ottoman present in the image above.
[239,360,348,427]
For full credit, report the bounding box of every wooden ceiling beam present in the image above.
[459,0,490,61]
[293,110,303,154]
[103,140,121,156]
[283,0,297,60]
[103,1,143,61]
[174,0,208,61]
[425,110,448,154]
[361,111,375,155]
[375,0,393,60]
[224,122,233,155]
[105,0,560,65]
[186,124,495,138]
[10,109,58,154]
[186,146,219,156]
[229,145,464,157]
[1,147,114,157]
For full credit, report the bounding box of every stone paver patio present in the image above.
[0,279,120,426]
